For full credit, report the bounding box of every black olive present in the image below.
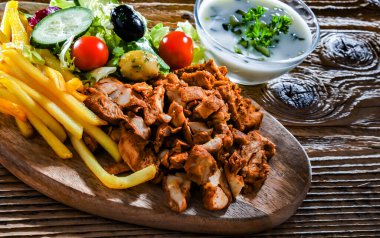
[111,5,146,42]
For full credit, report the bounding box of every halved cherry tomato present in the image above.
[159,31,193,70]
[72,36,109,71]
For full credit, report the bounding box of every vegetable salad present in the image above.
[27,0,205,85]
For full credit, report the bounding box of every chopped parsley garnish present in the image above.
[223,6,294,57]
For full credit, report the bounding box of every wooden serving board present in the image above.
[0,2,311,235]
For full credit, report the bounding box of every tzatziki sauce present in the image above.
[199,0,312,61]
[196,0,314,84]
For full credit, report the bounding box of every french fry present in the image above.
[0,86,17,101]
[0,64,87,139]
[83,124,121,162]
[0,77,67,142]
[0,31,10,43]
[0,56,46,90]
[70,134,156,189]
[9,8,29,45]
[0,1,18,41]
[18,12,32,38]
[15,117,33,138]
[44,66,66,91]
[69,90,87,102]
[66,78,87,102]
[2,49,106,126]
[8,74,83,139]
[36,64,66,91]
[66,77,83,91]
[0,86,67,155]
[27,111,72,159]
[0,97,27,121]
[0,86,34,137]
[37,49,76,82]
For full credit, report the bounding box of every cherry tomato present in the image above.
[159,31,193,70]
[72,36,109,71]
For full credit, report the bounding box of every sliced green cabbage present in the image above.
[58,35,75,71]
[86,67,117,82]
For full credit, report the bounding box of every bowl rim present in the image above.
[194,0,320,64]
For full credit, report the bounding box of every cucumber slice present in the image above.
[31,7,93,48]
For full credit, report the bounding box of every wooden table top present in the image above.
[1,0,379,237]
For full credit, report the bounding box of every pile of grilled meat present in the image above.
[84,60,276,212]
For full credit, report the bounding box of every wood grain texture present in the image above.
[0,0,379,237]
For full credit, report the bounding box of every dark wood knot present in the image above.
[268,77,317,109]
[367,0,380,9]
[319,33,377,70]
[180,11,194,21]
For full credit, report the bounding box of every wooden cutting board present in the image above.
[0,2,311,235]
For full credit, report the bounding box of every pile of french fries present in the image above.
[0,1,156,189]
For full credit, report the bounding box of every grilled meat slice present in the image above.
[174,60,226,82]
[232,128,249,145]
[180,86,206,103]
[118,128,157,172]
[235,98,263,132]
[168,101,186,127]
[180,70,215,90]
[108,126,122,142]
[84,87,124,125]
[94,78,146,111]
[209,103,230,125]
[213,123,234,150]
[154,123,181,152]
[188,122,213,145]
[200,137,223,154]
[143,84,165,126]
[131,82,153,95]
[82,132,98,152]
[184,145,217,185]
[194,92,224,119]
[202,168,232,210]
[224,151,246,198]
[104,162,131,175]
[124,113,150,140]
[161,152,189,170]
[188,122,212,134]
[224,130,275,196]
[170,139,191,153]
[241,131,275,193]
[93,77,124,95]
[163,173,191,213]
[217,83,263,132]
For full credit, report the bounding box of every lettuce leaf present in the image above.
[147,23,169,50]
[176,21,206,64]
[50,0,75,9]
[176,21,199,41]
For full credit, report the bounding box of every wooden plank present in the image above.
[0,0,379,236]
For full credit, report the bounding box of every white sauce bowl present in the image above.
[194,0,320,85]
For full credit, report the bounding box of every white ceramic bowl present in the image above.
[194,0,320,85]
